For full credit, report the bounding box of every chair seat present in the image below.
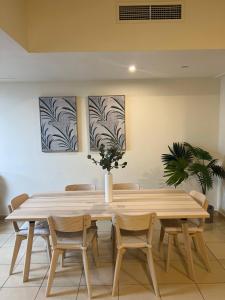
[160,219,203,233]
[19,221,50,235]
[56,229,97,249]
[119,230,149,248]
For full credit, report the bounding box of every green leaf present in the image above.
[184,142,212,161]
[189,163,214,192]
[210,164,225,179]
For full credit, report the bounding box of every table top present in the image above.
[6,189,209,221]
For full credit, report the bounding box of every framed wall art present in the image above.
[39,96,78,152]
[88,95,125,151]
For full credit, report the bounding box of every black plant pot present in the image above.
[206,204,214,223]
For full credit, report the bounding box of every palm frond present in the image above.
[163,158,189,187]
[89,97,108,121]
[101,123,124,150]
[89,122,102,150]
[40,123,54,151]
[210,164,225,179]
[189,162,214,192]
[184,142,212,161]
[53,124,77,151]
[162,142,192,165]
[110,97,125,122]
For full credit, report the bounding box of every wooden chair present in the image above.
[159,190,210,272]
[112,213,159,297]
[65,184,95,191]
[113,183,140,190]
[8,193,51,275]
[64,183,97,266]
[46,215,98,298]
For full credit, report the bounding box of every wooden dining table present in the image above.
[6,189,209,282]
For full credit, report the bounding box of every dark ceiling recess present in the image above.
[119,4,182,21]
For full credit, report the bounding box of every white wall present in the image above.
[219,77,225,154]
[0,79,220,215]
[218,76,225,213]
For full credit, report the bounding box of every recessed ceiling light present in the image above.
[128,65,136,73]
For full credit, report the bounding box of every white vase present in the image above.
[105,172,113,203]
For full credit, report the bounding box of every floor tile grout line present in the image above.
[33,264,50,300]
[1,286,43,289]
[0,273,11,290]
[196,282,225,285]
[2,264,50,289]
[195,282,207,300]
[158,282,200,286]
[39,260,83,298]
[0,232,14,248]
[118,283,162,299]
[206,241,225,244]
[1,249,28,288]
[75,267,84,300]
[206,244,225,271]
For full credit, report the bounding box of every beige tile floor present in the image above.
[0,214,225,299]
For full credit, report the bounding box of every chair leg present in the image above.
[60,251,66,268]
[92,235,99,267]
[192,235,199,252]
[23,221,35,282]
[43,236,52,264]
[110,222,114,240]
[159,226,165,251]
[174,235,183,254]
[197,233,211,272]
[46,249,60,297]
[166,234,173,272]
[112,227,117,263]
[174,235,179,247]
[112,248,125,296]
[9,235,25,275]
[82,249,92,299]
[147,248,160,297]
[182,222,196,281]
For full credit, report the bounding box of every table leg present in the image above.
[112,225,116,264]
[23,221,35,282]
[182,221,196,281]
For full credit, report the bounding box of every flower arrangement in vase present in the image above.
[87,144,127,202]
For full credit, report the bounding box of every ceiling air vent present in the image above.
[119,4,182,21]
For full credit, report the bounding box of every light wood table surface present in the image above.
[6,189,209,282]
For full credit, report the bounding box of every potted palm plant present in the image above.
[87,144,127,202]
[162,142,225,222]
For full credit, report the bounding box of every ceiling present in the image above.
[1,30,225,82]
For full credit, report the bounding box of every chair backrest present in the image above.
[65,184,95,191]
[189,190,208,210]
[113,213,156,246]
[113,183,140,190]
[9,193,29,232]
[189,191,208,228]
[11,193,29,210]
[47,215,91,248]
